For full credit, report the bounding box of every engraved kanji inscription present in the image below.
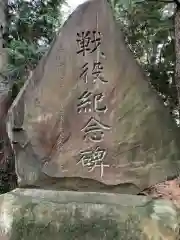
[94,93,107,113]
[91,31,102,53]
[76,31,91,56]
[77,91,107,113]
[77,91,92,113]
[76,30,102,56]
[81,117,110,142]
[77,146,109,177]
[80,63,88,83]
[79,62,107,84]
[92,62,108,83]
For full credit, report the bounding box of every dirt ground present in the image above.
[140,177,180,207]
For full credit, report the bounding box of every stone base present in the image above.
[0,189,179,239]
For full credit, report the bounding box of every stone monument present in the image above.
[0,0,180,239]
[6,0,180,194]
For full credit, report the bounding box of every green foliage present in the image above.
[5,0,65,85]
[112,0,178,117]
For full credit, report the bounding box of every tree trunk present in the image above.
[0,0,17,193]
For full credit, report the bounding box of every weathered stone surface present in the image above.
[0,189,179,239]
[7,0,180,192]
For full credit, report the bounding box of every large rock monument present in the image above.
[6,0,180,193]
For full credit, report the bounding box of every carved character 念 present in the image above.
[81,117,110,142]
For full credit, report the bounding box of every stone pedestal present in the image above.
[0,189,179,239]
